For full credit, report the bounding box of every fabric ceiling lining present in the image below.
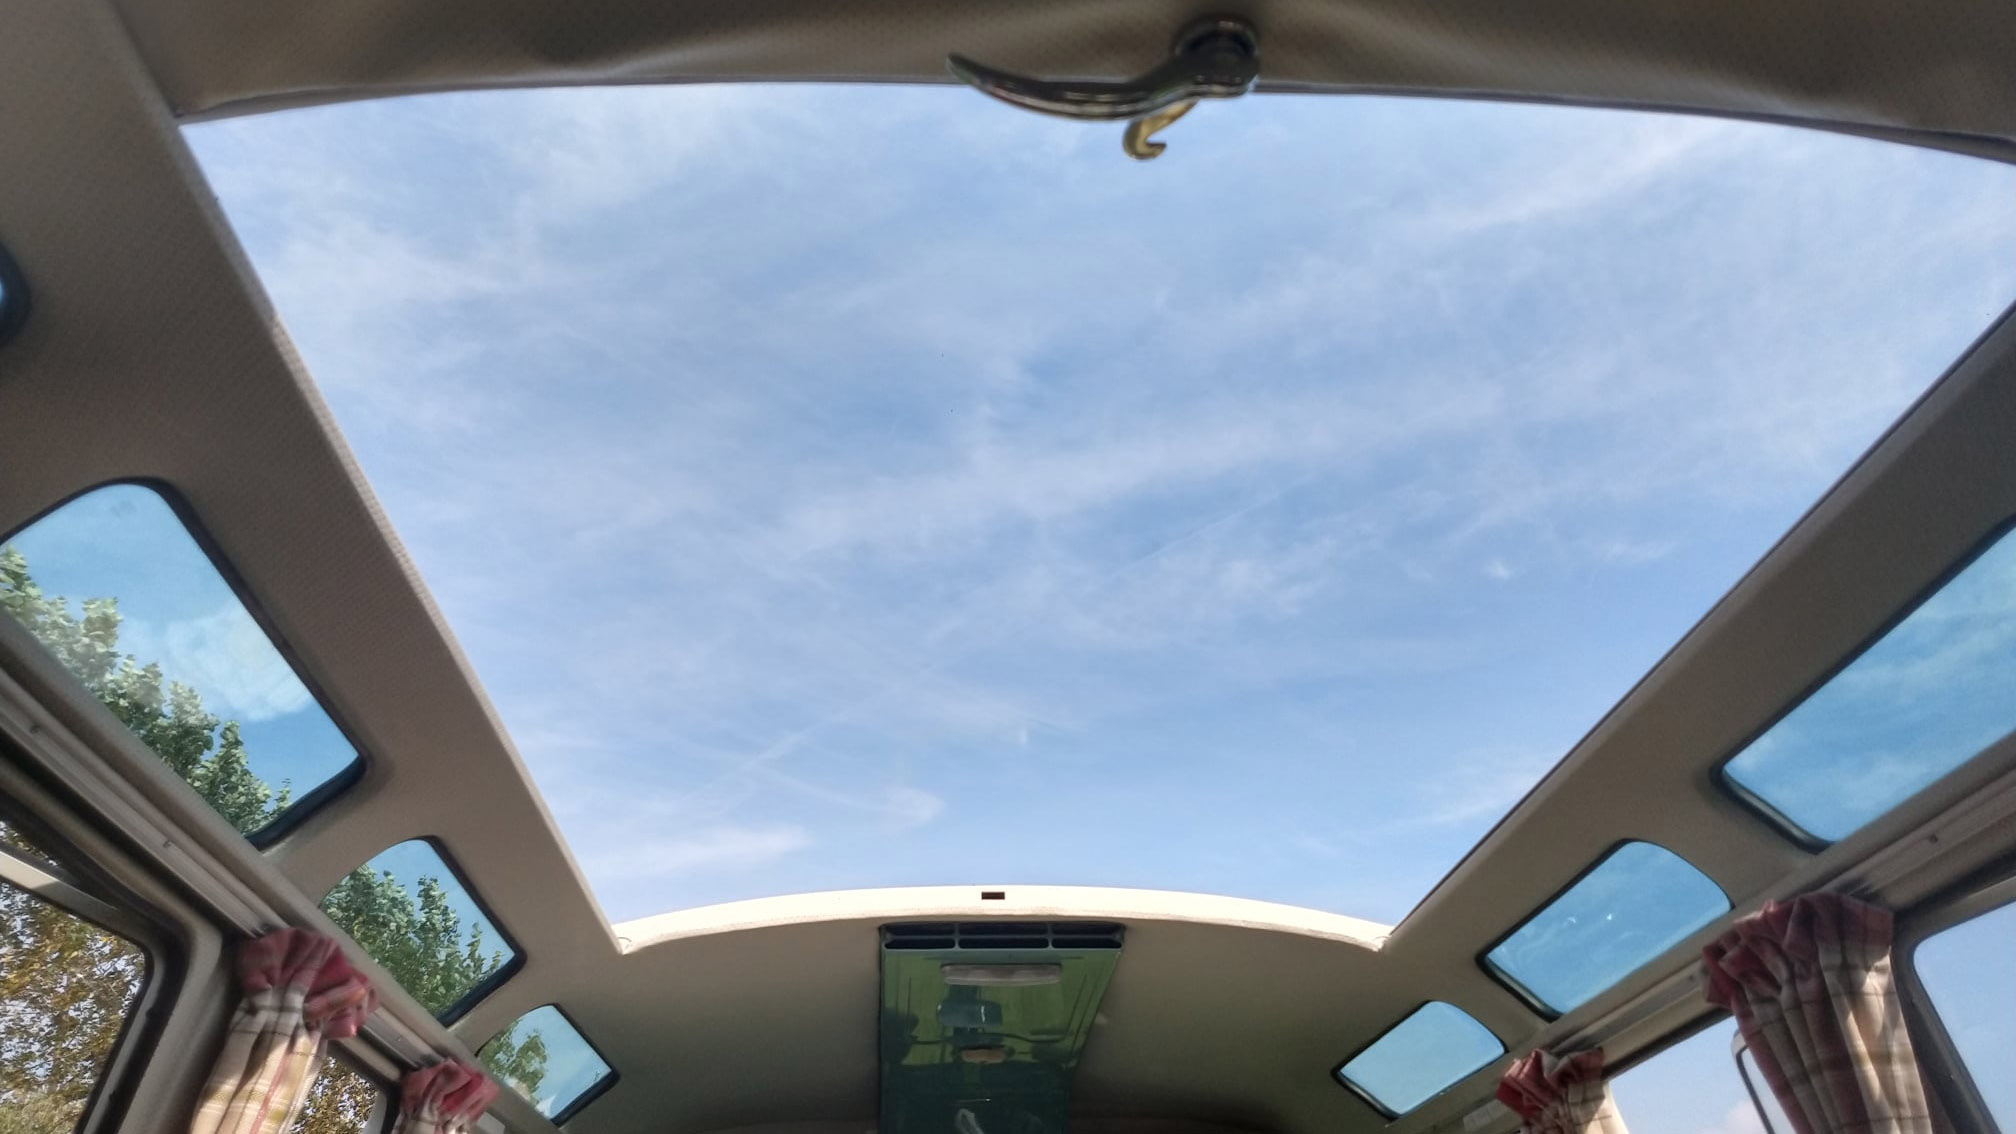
[107,0,2016,165]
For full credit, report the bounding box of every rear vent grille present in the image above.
[882,921,1124,951]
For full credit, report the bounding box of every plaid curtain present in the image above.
[1497,1049,1631,1134]
[1701,893,1931,1134]
[190,928,378,1134]
[391,1061,500,1134]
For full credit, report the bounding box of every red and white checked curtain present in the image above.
[1497,1049,1631,1134]
[392,1061,501,1134]
[1701,893,1932,1134]
[190,927,378,1134]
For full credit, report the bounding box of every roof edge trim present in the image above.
[613,884,1391,952]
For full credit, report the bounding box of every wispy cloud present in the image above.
[584,824,812,882]
[121,603,317,723]
[1427,115,1739,235]
[1698,1102,1768,1134]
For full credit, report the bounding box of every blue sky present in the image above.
[168,86,2016,932]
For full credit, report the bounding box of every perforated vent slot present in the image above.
[882,921,1124,951]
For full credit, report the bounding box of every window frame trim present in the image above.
[1730,1031,1794,1134]
[0,477,371,847]
[1892,860,2016,1134]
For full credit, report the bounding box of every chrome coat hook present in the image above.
[946,16,1259,160]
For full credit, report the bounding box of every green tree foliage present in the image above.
[0,546,548,1129]
[320,868,503,1019]
[320,866,548,1096]
[0,822,146,1134]
[292,1058,384,1134]
[0,547,290,833]
[477,1021,550,1103]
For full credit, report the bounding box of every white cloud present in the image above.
[1428,116,1739,235]
[119,602,316,723]
[1396,748,1564,830]
[1293,834,1343,859]
[881,786,946,829]
[1589,538,1678,566]
[584,825,811,882]
[746,770,947,832]
[766,382,1502,562]
[1698,1102,1768,1134]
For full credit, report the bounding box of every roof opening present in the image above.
[183,83,2016,922]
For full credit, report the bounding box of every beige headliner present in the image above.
[5,0,2016,1132]
[105,0,2016,168]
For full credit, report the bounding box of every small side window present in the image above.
[0,484,362,840]
[0,818,151,1133]
[1720,525,2016,845]
[1333,1001,1503,1116]
[1911,900,2015,1133]
[1483,841,1730,1015]
[478,1005,615,1124]
[320,840,520,1021]
[291,1054,390,1134]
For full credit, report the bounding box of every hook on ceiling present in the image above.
[946,16,1260,161]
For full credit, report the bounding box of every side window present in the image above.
[0,484,361,840]
[1912,900,2015,1133]
[477,1005,615,1124]
[1720,526,2016,845]
[1483,841,1730,1015]
[1333,1001,1503,1116]
[1611,1019,1767,1134]
[291,1055,389,1134]
[0,818,150,1134]
[320,840,520,1021]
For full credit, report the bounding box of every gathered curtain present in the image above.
[1701,892,1932,1134]
[1497,1049,1631,1134]
[392,1060,501,1134]
[191,927,379,1134]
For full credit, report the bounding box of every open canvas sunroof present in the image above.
[184,86,2016,922]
